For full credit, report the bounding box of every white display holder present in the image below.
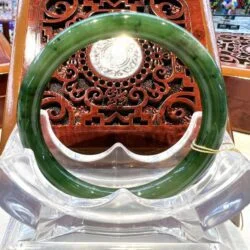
[0,112,250,249]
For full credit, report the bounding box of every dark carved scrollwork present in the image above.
[150,0,190,30]
[217,33,250,67]
[43,0,78,24]
[44,37,199,126]
[42,0,191,44]
[41,91,75,125]
[40,0,202,150]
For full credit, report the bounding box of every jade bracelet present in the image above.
[17,13,227,199]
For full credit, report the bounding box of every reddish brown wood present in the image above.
[0,75,8,128]
[225,76,250,134]
[0,0,219,154]
[39,0,207,154]
[2,22,10,43]
[0,33,11,129]
[52,125,189,154]
[0,33,11,74]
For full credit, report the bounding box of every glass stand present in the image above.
[0,216,248,250]
[1,113,250,250]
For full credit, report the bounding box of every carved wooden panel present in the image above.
[39,0,203,153]
[217,33,250,69]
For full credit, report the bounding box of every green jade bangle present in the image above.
[18,13,227,199]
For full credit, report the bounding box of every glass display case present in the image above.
[211,0,250,33]
[0,0,17,43]
[211,0,250,15]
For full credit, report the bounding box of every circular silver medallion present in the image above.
[89,36,143,79]
[243,45,250,54]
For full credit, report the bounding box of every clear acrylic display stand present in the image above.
[1,112,250,249]
[0,217,248,249]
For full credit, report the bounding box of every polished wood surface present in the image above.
[0,75,8,128]
[0,33,11,128]
[225,76,250,133]
[0,33,11,74]
[1,21,11,43]
[0,0,219,153]
[0,0,30,149]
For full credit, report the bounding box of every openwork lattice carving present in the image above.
[217,33,250,67]
[42,40,198,126]
[40,0,202,151]
[41,0,191,43]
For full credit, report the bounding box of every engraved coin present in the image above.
[89,36,142,79]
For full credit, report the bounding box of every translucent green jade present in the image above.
[17,13,227,199]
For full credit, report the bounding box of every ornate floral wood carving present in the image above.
[40,0,202,153]
[217,33,250,68]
